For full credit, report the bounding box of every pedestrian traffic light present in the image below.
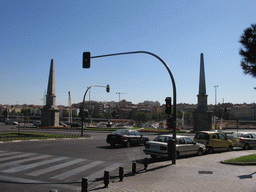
[83,52,90,68]
[106,84,110,92]
[165,97,172,114]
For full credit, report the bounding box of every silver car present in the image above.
[144,135,206,159]
[228,132,256,150]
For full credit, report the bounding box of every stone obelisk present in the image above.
[41,59,60,127]
[193,53,212,132]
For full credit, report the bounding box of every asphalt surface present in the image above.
[1,124,256,191]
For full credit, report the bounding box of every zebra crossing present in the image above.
[0,150,123,183]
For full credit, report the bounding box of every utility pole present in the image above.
[214,85,218,129]
[68,91,72,123]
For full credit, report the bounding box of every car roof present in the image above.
[196,131,220,134]
[232,132,255,134]
[156,135,187,138]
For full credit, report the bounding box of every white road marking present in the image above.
[27,158,86,176]
[50,161,104,180]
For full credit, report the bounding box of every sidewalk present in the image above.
[89,150,256,192]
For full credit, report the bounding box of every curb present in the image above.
[220,161,256,165]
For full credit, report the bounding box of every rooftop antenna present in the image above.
[41,90,46,105]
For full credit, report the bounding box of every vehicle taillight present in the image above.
[121,137,124,140]
[239,138,243,143]
[160,146,167,151]
[145,143,150,148]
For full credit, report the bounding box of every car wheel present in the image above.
[151,155,157,159]
[227,145,233,151]
[126,141,131,148]
[144,139,149,146]
[197,149,203,156]
[110,143,115,148]
[243,143,249,150]
[208,147,214,154]
[175,152,179,159]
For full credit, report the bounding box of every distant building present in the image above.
[231,105,253,120]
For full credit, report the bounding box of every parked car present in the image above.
[228,132,256,150]
[5,119,18,125]
[144,135,206,159]
[12,121,18,125]
[5,119,12,125]
[193,131,233,154]
[106,129,149,147]
[142,124,157,129]
[70,123,82,127]
[33,121,41,126]
[59,121,69,127]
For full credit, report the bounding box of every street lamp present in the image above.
[214,85,218,129]
[81,85,110,137]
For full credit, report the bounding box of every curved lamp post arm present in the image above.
[81,85,109,137]
[92,51,177,164]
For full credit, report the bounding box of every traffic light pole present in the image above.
[81,85,109,137]
[90,51,177,164]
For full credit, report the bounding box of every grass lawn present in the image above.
[224,154,256,163]
[0,132,88,142]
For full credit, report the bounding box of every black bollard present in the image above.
[144,158,149,170]
[132,162,136,175]
[81,177,88,192]
[104,170,110,188]
[119,166,124,181]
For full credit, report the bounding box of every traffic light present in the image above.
[83,52,91,68]
[106,84,110,92]
[166,116,174,129]
[165,97,172,114]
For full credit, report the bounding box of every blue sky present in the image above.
[1,0,256,106]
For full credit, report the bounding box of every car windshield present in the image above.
[112,130,129,135]
[194,133,209,140]
[153,136,173,143]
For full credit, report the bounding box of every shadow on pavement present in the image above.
[238,171,256,179]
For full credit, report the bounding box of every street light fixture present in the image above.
[81,85,110,137]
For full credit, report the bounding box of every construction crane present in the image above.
[41,90,46,106]
[68,91,72,123]
[116,92,128,107]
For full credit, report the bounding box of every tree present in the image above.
[103,112,113,119]
[239,24,256,77]
[133,112,150,125]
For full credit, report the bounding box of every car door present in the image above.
[176,138,186,156]
[217,133,229,150]
[135,130,144,144]
[129,131,137,144]
[242,134,252,147]
[249,134,256,147]
[184,137,198,155]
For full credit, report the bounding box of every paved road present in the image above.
[0,124,159,191]
[0,123,255,191]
